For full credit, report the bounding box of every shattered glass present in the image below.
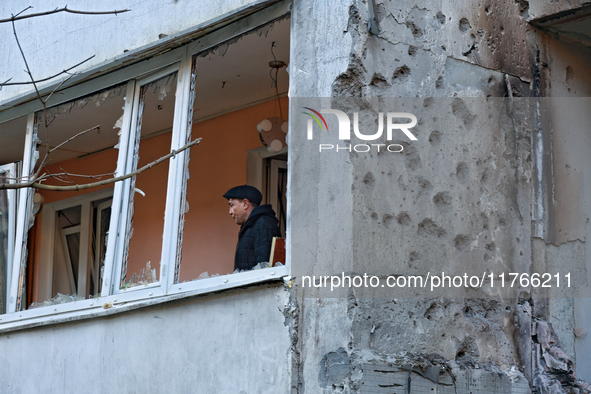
[121,261,157,289]
[120,71,178,289]
[35,84,126,128]
[29,292,85,309]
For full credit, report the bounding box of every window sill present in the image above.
[0,265,289,334]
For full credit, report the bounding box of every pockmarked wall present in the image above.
[288,0,590,392]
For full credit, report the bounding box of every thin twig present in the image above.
[49,125,101,153]
[11,20,42,102]
[43,73,75,104]
[52,170,115,180]
[0,7,130,23]
[11,18,51,180]
[0,138,202,190]
[0,56,94,87]
[13,6,32,19]
[5,7,129,187]
[0,78,13,91]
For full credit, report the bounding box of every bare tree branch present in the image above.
[0,56,94,87]
[0,138,202,191]
[10,18,53,178]
[0,78,13,91]
[11,20,42,103]
[54,168,116,180]
[43,72,75,105]
[0,7,130,23]
[49,125,101,153]
[13,6,32,19]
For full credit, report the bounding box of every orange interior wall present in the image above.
[31,97,288,298]
[125,132,172,282]
[179,97,288,281]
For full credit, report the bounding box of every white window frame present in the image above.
[0,162,18,308]
[0,1,291,332]
[37,188,114,302]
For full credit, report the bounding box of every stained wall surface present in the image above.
[288,0,590,392]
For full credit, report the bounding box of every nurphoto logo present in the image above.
[302,107,418,153]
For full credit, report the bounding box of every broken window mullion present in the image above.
[0,163,18,314]
[161,50,195,292]
[115,64,180,293]
[119,85,145,289]
[8,113,37,313]
[107,81,142,295]
[100,80,136,296]
[77,201,92,297]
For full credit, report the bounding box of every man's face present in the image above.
[228,198,249,225]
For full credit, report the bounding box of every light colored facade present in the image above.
[0,0,590,393]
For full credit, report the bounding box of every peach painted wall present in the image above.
[125,132,171,282]
[31,97,288,300]
[179,97,288,281]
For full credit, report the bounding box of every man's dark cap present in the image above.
[223,185,262,205]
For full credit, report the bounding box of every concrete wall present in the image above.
[288,0,589,392]
[0,284,292,394]
[533,23,591,382]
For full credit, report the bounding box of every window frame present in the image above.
[0,162,18,311]
[36,188,114,302]
[0,2,291,332]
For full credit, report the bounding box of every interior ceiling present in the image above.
[193,18,290,121]
[0,17,290,168]
[0,115,27,167]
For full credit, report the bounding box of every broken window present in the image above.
[118,69,178,290]
[29,84,125,307]
[1,4,291,323]
[176,17,290,283]
[266,158,287,236]
[0,114,27,315]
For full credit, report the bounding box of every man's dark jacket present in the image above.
[235,204,281,271]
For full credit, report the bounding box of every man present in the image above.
[223,185,281,271]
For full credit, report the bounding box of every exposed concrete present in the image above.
[290,0,590,393]
[532,17,591,382]
[289,0,352,97]
[532,319,591,394]
[289,0,541,392]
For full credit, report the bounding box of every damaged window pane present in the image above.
[120,71,178,289]
[175,17,290,283]
[121,261,157,289]
[29,292,85,309]
[28,83,126,308]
